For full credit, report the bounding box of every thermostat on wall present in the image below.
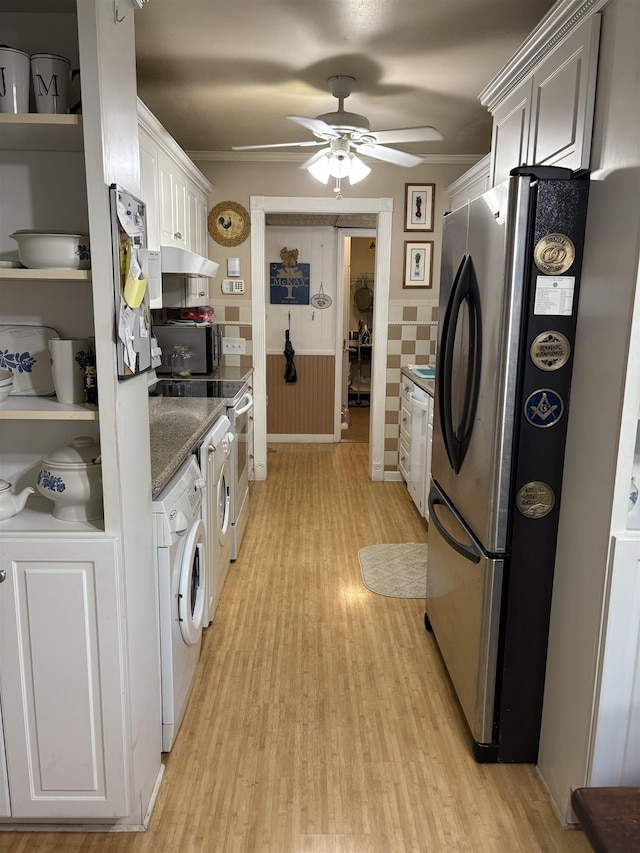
[221,278,245,294]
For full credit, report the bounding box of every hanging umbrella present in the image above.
[284,329,297,383]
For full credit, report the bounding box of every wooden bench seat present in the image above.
[572,787,640,853]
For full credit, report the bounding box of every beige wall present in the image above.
[192,159,472,302]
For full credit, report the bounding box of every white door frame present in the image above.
[335,228,377,441]
[250,195,393,481]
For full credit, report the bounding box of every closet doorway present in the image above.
[340,230,376,444]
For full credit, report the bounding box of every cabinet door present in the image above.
[158,151,187,248]
[139,129,160,252]
[528,15,600,170]
[490,80,532,186]
[187,181,208,256]
[172,168,188,248]
[0,540,131,819]
[425,410,434,522]
[188,276,209,307]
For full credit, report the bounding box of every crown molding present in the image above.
[186,150,485,166]
[479,0,609,111]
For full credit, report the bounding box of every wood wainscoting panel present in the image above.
[266,353,334,434]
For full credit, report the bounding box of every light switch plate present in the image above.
[221,278,245,294]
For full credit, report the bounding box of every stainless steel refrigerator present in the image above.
[427,166,590,763]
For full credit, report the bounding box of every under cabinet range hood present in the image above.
[161,246,219,278]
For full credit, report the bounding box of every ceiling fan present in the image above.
[232,76,443,186]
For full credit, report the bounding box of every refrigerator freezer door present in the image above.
[432,178,531,552]
[427,482,504,747]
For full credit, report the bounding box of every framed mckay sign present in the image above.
[404,183,435,232]
[269,248,310,304]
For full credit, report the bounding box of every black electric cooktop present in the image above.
[149,378,246,405]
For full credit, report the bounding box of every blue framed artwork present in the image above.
[269,255,310,305]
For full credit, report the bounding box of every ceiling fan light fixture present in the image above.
[348,154,371,185]
[306,153,331,184]
[328,152,351,179]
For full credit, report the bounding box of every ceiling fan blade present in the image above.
[354,143,424,167]
[287,115,341,139]
[232,140,326,151]
[370,126,443,144]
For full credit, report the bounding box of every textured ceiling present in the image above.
[134,0,557,160]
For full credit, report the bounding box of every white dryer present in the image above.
[152,454,206,753]
[198,415,234,626]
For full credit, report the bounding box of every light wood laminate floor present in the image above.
[0,444,589,853]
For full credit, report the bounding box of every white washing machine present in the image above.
[152,454,206,753]
[198,415,234,626]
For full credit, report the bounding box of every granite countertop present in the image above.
[401,366,435,397]
[149,396,228,498]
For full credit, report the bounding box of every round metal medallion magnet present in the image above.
[208,201,251,247]
[524,389,564,428]
[534,233,576,274]
[530,331,571,371]
[516,482,555,519]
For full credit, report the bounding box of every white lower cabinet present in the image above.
[399,375,433,518]
[399,377,412,482]
[0,698,9,818]
[425,411,434,522]
[0,538,131,820]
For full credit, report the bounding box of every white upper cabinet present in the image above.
[482,11,601,186]
[528,16,601,168]
[137,100,214,307]
[158,149,188,249]
[137,100,212,255]
[446,154,491,212]
[139,126,160,252]
[490,86,531,186]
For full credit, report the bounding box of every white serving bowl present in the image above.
[0,368,13,386]
[0,381,13,402]
[36,435,103,521]
[9,230,91,270]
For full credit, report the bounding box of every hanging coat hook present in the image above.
[114,1,126,22]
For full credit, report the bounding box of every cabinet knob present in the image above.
[174,231,182,240]
[0,569,6,584]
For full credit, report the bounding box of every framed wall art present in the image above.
[404,183,435,232]
[403,241,433,289]
[269,247,310,304]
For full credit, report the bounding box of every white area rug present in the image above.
[358,543,428,599]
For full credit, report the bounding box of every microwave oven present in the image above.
[153,324,221,375]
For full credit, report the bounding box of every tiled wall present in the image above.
[384,302,439,473]
[211,303,254,372]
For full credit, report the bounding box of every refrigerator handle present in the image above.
[428,485,481,564]
[437,254,482,473]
